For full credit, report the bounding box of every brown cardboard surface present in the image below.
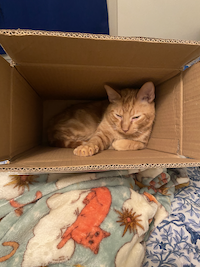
[10,68,43,158]
[0,30,199,69]
[147,138,179,154]
[15,65,180,100]
[182,62,200,158]
[148,75,181,153]
[0,56,11,161]
[1,146,200,172]
[0,30,200,171]
[0,30,200,100]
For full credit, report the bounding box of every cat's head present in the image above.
[104,82,155,135]
[81,226,110,254]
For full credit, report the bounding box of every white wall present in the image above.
[107,0,118,36]
[107,0,200,41]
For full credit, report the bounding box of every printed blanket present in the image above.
[0,168,189,267]
[144,167,200,267]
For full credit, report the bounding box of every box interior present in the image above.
[0,30,200,171]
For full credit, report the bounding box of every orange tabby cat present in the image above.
[47,82,155,156]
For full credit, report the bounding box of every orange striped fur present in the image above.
[47,82,155,156]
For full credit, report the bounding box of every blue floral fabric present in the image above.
[143,167,200,267]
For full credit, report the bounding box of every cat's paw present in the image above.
[112,139,145,151]
[73,144,99,156]
[112,140,126,150]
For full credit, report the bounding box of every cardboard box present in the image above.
[0,29,200,173]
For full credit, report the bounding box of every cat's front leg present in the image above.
[74,126,113,156]
[112,139,146,151]
[74,134,112,157]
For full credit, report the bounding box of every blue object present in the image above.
[0,0,109,54]
[183,56,200,71]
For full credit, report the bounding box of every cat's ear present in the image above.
[104,85,121,103]
[137,82,155,103]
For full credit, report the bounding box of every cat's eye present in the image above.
[115,114,122,118]
[132,115,140,120]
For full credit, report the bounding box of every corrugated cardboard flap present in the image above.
[0,29,200,68]
[182,61,200,158]
[1,146,200,173]
[0,29,200,100]
[0,55,11,161]
[0,55,43,162]
[148,74,182,154]
[10,67,43,158]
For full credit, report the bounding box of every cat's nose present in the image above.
[123,129,128,133]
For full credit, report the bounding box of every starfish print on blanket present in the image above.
[115,208,144,236]
[4,175,39,191]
